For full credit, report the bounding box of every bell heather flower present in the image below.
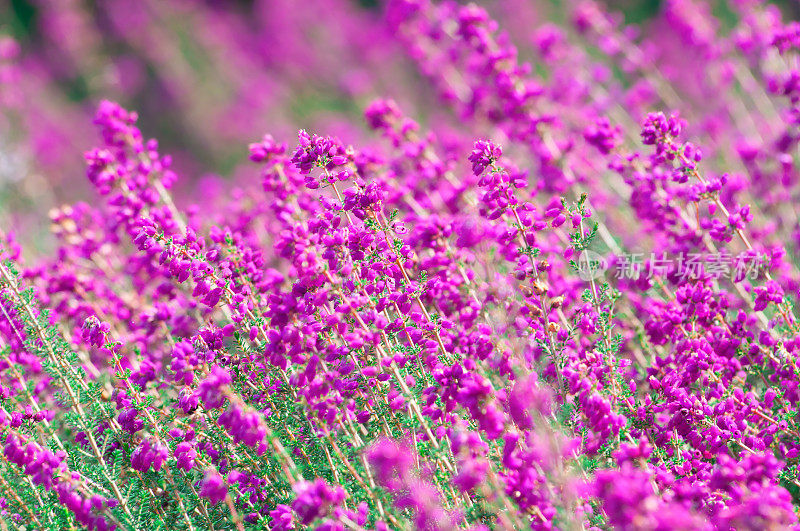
[197,366,232,409]
[468,140,502,176]
[199,470,227,505]
[290,479,346,525]
[3,1,800,529]
[130,439,168,472]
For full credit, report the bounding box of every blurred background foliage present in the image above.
[0,0,797,182]
[0,0,798,253]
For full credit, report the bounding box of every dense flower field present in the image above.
[2,0,800,529]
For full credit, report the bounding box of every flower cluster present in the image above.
[1,0,800,529]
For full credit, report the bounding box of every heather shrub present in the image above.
[2,0,800,529]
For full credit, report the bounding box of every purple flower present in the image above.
[199,470,228,505]
[197,366,232,409]
[290,479,346,525]
[130,439,168,472]
[468,140,502,176]
[81,316,110,347]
